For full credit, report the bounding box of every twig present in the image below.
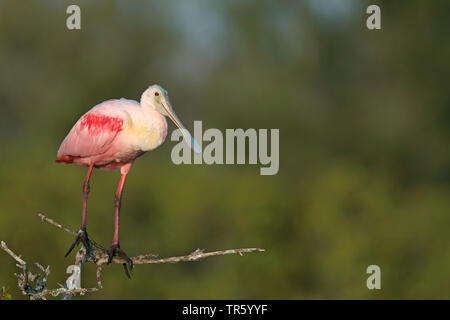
[37,213,106,252]
[94,247,265,265]
[37,213,265,288]
[32,287,99,300]
[1,241,26,266]
[2,213,265,298]
[96,265,104,288]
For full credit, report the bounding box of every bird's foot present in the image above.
[64,228,94,259]
[107,243,133,279]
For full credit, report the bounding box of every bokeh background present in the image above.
[0,0,449,299]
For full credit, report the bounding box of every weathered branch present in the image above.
[1,241,26,266]
[38,213,106,252]
[2,213,265,298]
[37,212,265,288]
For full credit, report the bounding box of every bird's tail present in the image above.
[55,155,75,164]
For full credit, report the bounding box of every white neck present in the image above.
[140,93,156,110]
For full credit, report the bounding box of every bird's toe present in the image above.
[107,243,133,278]
[65,228,92,258]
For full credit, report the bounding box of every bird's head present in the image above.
[142,84,201,154]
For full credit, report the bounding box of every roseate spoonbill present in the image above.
[56,84,200,276]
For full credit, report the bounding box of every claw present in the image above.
[65,228,93,259]
[107,243,133,278]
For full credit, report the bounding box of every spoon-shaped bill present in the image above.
[161,98,201,154]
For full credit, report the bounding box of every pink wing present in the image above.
[56,102,127,163]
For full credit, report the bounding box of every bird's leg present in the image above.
[65,163,95,258]
[107,171,133,278]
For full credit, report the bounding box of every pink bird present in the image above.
[56,84,200,276]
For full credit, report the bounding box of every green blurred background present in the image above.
[0,0,449,299]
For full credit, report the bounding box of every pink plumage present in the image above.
[56,100,145,171]
[56,85,199,277]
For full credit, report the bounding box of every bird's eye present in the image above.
[154,92,159,97]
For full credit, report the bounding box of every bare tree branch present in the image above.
[93,247,265,266]
[1,241,26,266]
[37,213,106,252]
[1,213,265,298]
[38,212,265,263]
[33,287,99,300]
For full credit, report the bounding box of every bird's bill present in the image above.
[161,97,201,154]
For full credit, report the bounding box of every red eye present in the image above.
[155,92,159,96]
